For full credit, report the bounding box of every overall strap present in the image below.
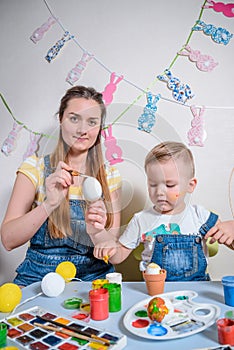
[44,154,53,178]
[199,212,218,236]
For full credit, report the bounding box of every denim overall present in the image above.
[14,155,114,286]
[150,212,218,281]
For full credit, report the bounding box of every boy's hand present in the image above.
[93,240,118,261]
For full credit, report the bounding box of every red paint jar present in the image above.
[216,318,234,346]
[89,288,109,321]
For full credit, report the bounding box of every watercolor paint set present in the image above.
[123,290,220,340]
[0,305,127,349]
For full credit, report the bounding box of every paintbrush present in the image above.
[51,167,89,178]
[33,322,106,344]
[34,322,110,346]
[36,316,113,345]
[68,169,88,178]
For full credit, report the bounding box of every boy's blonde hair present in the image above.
[144,141,195,177]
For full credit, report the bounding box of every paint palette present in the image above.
[1,305,127,349]
[123,290,220,340]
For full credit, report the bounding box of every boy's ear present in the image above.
[187,177,197,193]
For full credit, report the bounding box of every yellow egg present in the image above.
[0,283,22,313]
[56,261,76,282]
[206,238,219,257]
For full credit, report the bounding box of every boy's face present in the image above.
[146,158,197,215]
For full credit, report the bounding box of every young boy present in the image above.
[93,141,220,281]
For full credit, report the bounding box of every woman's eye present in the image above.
[89,120,97,126]
[70,116,78,123]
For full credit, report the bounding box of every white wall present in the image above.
[0,0,233,283]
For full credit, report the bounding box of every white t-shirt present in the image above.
[119,204,211,268]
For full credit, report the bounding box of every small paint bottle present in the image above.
[106,272,122,286]
[0,322,7,348]
[92,279,109,289]
[89,288,109,320]
[103,283,121,312]
[216,318,234,346]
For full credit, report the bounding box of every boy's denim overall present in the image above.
[14,155,114,286]
[150,212,218,281]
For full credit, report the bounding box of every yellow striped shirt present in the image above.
[18,155,121,206]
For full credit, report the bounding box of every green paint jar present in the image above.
[0,322,7,348]
[103,283,121,312]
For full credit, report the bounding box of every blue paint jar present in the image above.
[222,275,234,307]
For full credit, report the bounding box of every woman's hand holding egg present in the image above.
[85,200,107,235]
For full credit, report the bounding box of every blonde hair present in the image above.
[48,86,114,239]
[145,141,195,178]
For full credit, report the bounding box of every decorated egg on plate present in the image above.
[147,297,170,323]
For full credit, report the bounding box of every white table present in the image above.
[1,281,233,349]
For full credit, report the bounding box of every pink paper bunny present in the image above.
[1,121,23,156]
[66,51,93,85]
[102,72,124,106]
[23,132,41,160]
[101,125,123,165]
[30,16,57,43]
[178,45,218,72]
[187,106,206,147]
[203,0,234,17]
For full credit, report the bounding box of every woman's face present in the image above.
[60,97,102,153]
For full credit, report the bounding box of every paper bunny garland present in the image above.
[23,132,41,160]
[30,16,57,43]
[138,92,161,133]
[157,70,194,103]
[101,125,123,165]
[66,51,94,85]
[178,45,218,72]
[102,72,124,106]
[203,1,234,17]
[192,20,233,45]
[1,122,23,156]
[45,31,74,63]
[187,105,206,147]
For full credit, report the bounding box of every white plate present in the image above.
[123,290,220,340]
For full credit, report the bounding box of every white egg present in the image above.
[41,272,65,297]
[82,177,102,202]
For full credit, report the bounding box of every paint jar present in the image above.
[89,288,109,321]
[222,275,234,306]
[106,272,122,286]
[63,297,82,309]
[216,318,234,346]
[0,322,7,348]
[103,283,121,312]
[225,310,234,320]
[92,279,108,290]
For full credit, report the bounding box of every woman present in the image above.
[0,86,121,286]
